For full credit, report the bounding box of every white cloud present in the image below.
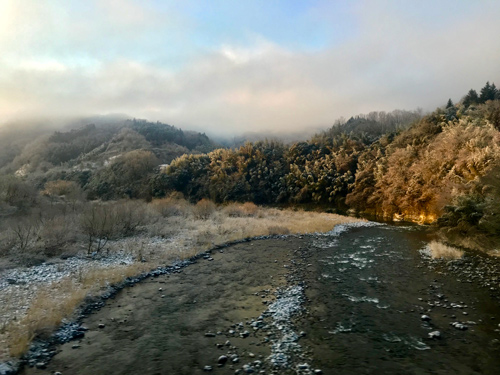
[0,1,500,135]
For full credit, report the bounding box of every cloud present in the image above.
[0,1,500,135]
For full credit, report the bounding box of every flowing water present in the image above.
[302,223,500,374]
[22,223,500,375]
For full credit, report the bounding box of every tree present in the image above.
[81,203,115,254]
[479,81,497,103]
[463,89,479,107]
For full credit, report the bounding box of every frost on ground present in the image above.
[264,285,314,374]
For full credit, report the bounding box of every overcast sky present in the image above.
[1,0,499,135]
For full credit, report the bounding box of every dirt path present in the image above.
[22,237,309,375]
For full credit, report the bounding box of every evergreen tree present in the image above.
[446,98,454,108]
[463,89,479,107]
[479,81,497,103]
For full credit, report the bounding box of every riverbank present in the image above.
[17,223,500,375]
[0,204,360,368]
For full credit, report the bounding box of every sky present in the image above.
[0,0,499,136]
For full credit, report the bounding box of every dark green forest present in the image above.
[1,82,500,251]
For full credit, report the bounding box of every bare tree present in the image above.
[81,203,115,254]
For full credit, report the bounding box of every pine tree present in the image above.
[479,81,496,103]
[446,99,454,108]
[463,89,479,107]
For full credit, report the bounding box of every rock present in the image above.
[54,373,62,375]
[298,363,310,370]
[314,370,323,375]
[0,362,18,375]
[421,315,431,321]
[232,357,240,363]
[71,344,81,349]
[35,362,47,369]
[203,365,213,371]
[98,323,105,329]
[218,356,228,365]
[248,352,255,358]
[428,331,441,339]
[242,364,255,373]
[451,322,468,330]
[240,330,250,338]
[205,332,216,337]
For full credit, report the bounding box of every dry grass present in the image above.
[1,199,362,360]
[428,241,464,259]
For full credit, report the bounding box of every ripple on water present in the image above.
[343,294,380,304]
[383,333,431,351]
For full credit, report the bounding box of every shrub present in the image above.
[222,202,259,217]
[9,216,41,253]
[222,203,245,217]
[81,203,116,254]
[428,241,464,259]
[112,200,153,236]
[241,202,259,216]
[151,195,189,217]
[268,225,290,235]
[193,199,216,220]
[39,216,76,256]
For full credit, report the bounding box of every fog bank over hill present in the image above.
[1,1,499,134]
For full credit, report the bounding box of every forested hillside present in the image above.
[157,82,500,250]
[0,119,215,201]
[1,82,499,251]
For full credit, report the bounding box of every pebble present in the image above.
[240,331,250,338]
[421,315,431,321]
[205,333,216,337]
[428,331,441,339]
[98,323,105,329]
[203,365,213,371]
[218,356,228,365]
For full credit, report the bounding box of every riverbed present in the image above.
[21,223,500,374]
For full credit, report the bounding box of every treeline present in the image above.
[156,82,500,250]
[152,109,423,206]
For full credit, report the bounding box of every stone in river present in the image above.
[218,355,228,365]
[428,331,441,339]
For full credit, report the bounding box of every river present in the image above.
[22,223,500,374]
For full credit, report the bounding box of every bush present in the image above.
[428,241,464,259]
[268,225,290,235]
[222,202,259,217]
[39,216,77,256]
[112,200,153,236]
[193,199,216,220]
[81,203,116,254]
[151,194,189,217]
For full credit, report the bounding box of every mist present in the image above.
[1,1,499,136]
